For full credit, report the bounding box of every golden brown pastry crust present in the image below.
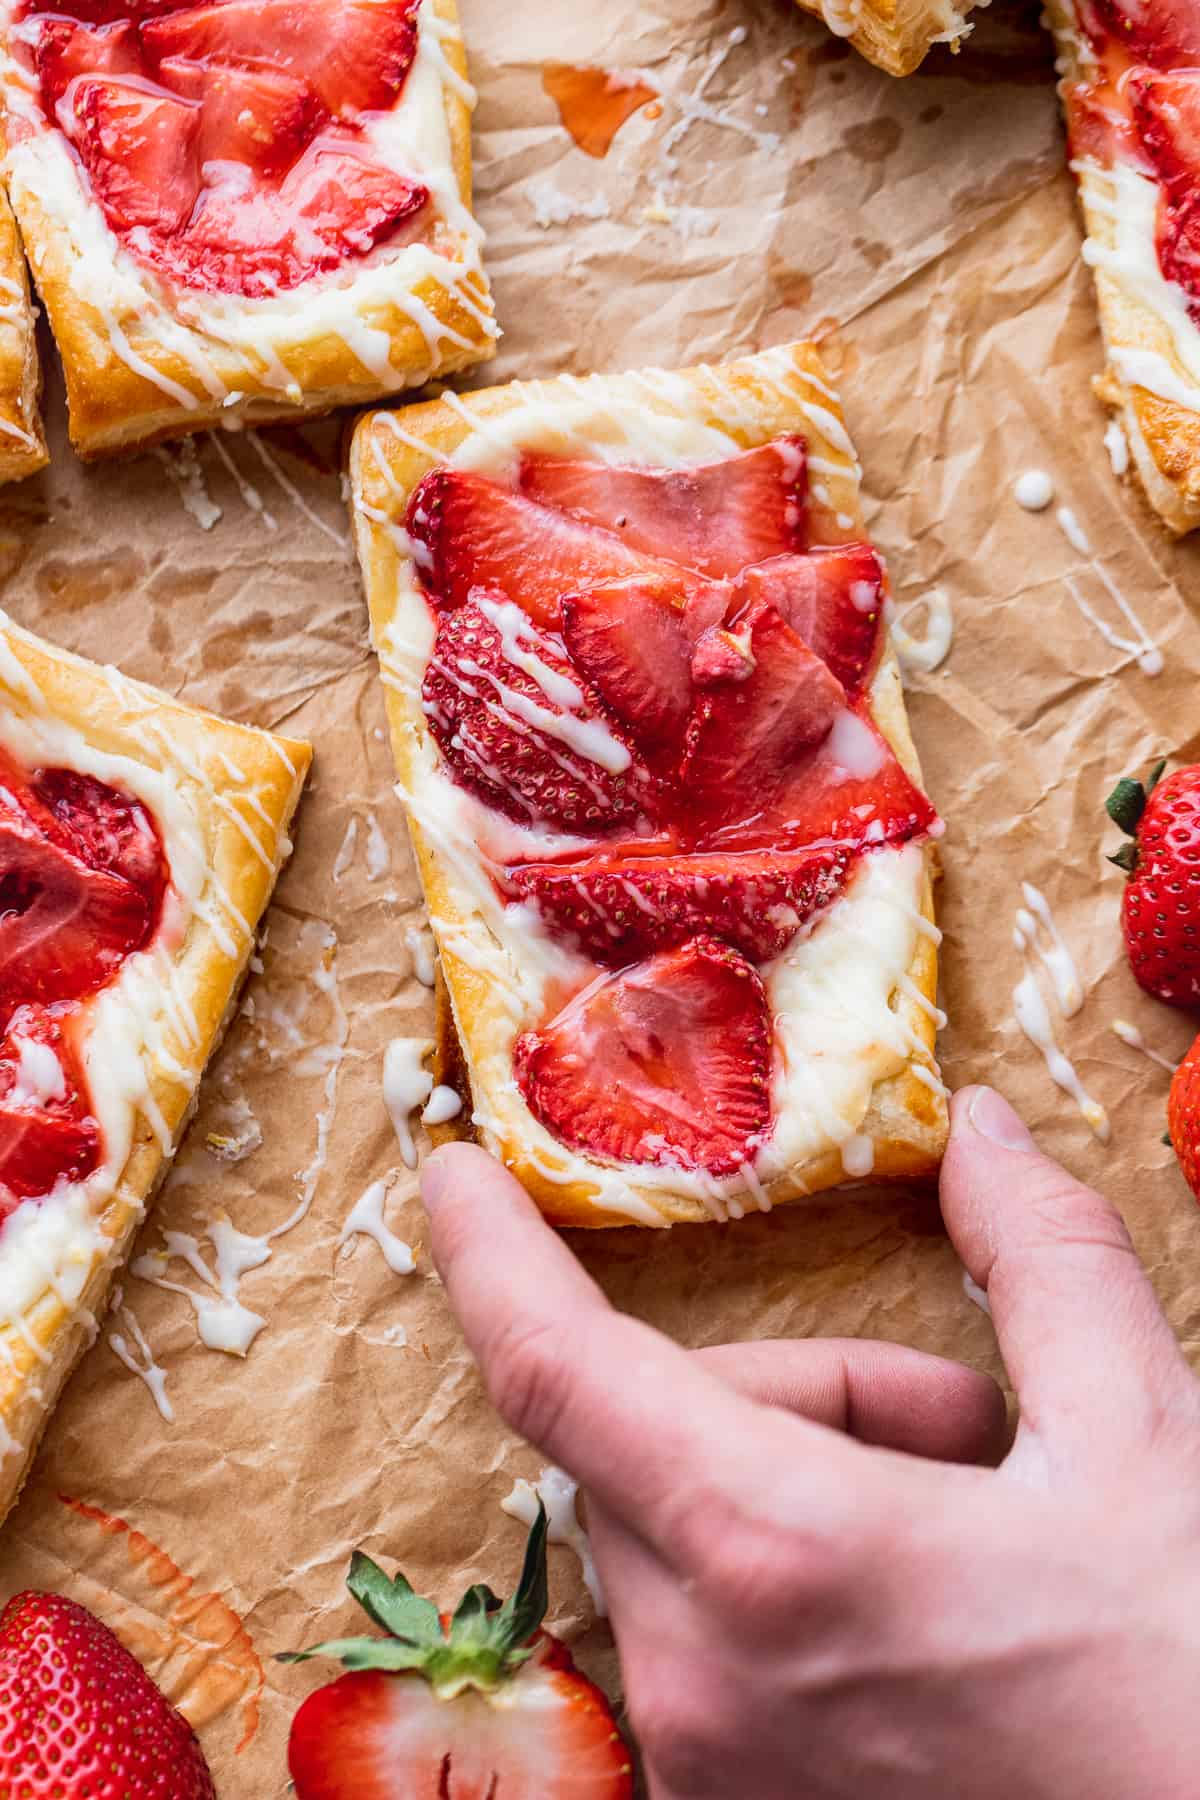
[1048,0,1200,534]
[0,615,311,1522]
[0,0,494,458]
[792,0,977,78]
[351,342,948,1229]
[0,184,46,482]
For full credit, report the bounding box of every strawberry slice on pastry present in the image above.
[518,437,808,579]
[34,17,140,109]
[502,845,852,965]
[1083,0,1200,64]
[158,57,320,179]
[515,936,772,1175]
[69,76,201,234]
[0,1010,99,1208]
[732,545,885,695]
[421,593,653,833]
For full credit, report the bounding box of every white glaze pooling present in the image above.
[340,1177,416,1275]
[1013,469,1055,511]
[368,347,940,1219]
[502,1465,606,1616]
[0,0,493,415]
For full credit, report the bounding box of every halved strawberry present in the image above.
[69,75,201,233]
[559,574,694,758]
[0,1011,98,1204]
[518,437,808,579]
[284,1507,632,1800]
[681,601,846,825]
[733,546,885,695]
[502,845,851,964]
[515,936,772,1174]
[407,469,693,630]
[32,16,139,112]
[421,593,651,833]
[158,57,320,177]
[142,0,421,121]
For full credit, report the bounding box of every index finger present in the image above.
[421,1142,869,1558]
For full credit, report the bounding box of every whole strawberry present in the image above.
[1107,759,1200,1006]
[0,1590,215,1797]
[1168,1031,1200,1202]
[283,1503,632,1800]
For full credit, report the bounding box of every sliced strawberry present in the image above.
[33,764,166,902]
[560,574,693,758]
[1085,0,1200,64]
[33,16,139,112]
[518,437,808,579]
[142,0,421,120]
[1130,67,1200,205]
[515,936,771,1174]
[714,703,940,854]
[407,469,695,631]
[690,624,757,686]
[681,602,846,826]
[283,133,426,254]
[421,593,651,833]
[503,845,852,964]
[1063,80,1146,168]
[0,1011,98,1204]
[733,546,885,695]
[157,57,320,177]
[69,75,201,233]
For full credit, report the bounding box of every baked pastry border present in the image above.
[0,184,46,483]
[0,0,495,457]
[351,341,948,1229]
[0,613,310,1521]
[793,0,978,78]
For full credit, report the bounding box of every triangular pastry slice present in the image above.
[351,342,948,1229]
[0,185,46,483]
[1048,0,1200,533]
[0,612,310,1521]
[0,0,494,456]
[794,0,978,77]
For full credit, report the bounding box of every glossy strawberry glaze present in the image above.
[407,441,940,1178]
[1066,0,1200,321]
[0,747,166,1215]
[15,0,428,297]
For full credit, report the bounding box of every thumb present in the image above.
[940,1086,1195,1466]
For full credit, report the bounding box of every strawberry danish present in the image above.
[0,0,494,454]
[352,343,948,1228]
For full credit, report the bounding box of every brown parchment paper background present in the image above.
[4,0,1200,1790]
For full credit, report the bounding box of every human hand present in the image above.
[421,1087,1200,1799]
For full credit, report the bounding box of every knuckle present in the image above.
[481,1316,570,1446]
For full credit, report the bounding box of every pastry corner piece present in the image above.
[795,0,978,77]
[351,342,948,1230]
[0,612,310,1522]
[0,0,495,458]
[1048,0,1200,533]
[0,184,46,482]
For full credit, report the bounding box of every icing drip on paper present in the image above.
[108,1296,174,1422]
[383,1037,434,1167]
[340,1177,416,1275]
[1012,889,1109,1142]
[205,431,277,530]
[156,440,222,531]
[1013,469,1055,511]
[246,433,350,549]
[502,1466,606,1616]
[1111,1017,1179,1074]
[888,590,954,676]
[333,815,359,882]
[405,922,436,987]
[1065,566,1162,677]
[1104,419,1130,476]
[422,1084,462,1125]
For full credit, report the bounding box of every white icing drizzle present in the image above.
[108,1298,173,1422]
[134,1222,270,1357]
[333,815,359,882]
[404,921,437,988]
[1014,469,1055,511]
[155,439,221,531]
[205,430,278,531]
[1065,567,1163,677]
[422,1084,462,1125]
[1111,1017,1179,1074]
[246,433,349,549]
[888,590,954,676]
[502,1466,606,1616]
[340,1177,416,1275]
[383,1036,435,1168]
[1014,883,1083,1017]
[365,811,391,880]
[1056,505,1092,555]
[1104,419,1130,477]
[1012,888,1108,1142]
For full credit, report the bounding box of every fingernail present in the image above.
[967,1086,1037,1152]
[421,1152,449,1213]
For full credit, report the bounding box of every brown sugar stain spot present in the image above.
[542,63,657,158]
[58,1494,265,1755]
[852,235,893,272]
[840,117,903,163]
[36,549,144,615]
[769,263,814,311]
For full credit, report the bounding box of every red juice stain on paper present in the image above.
[58,1495,264,1754]
[542,63,657,158]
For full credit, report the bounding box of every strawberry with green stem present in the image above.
[1106,758,1200,1006]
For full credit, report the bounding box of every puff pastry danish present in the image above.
[0,0,495,458]
[794,0,978,78]
[351,342,948,1230]
[0,182,46,482]
[0,611,310,1522]
[1049,0,1200,533]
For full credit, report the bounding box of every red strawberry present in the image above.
[1107,760,1200,1006]
[518,437,808,579]
[33,762,166,899]
[1063,80,1147,169]
[142,0,420,120]
[502,845,852,964]
[560,573,696,758]
[1085,0,1200,64]
[33,16,140,111]
[0,1006,99,1206]
[1130,67,1200,205]
[283,1506,632,1800]
[422,592,651,833]
[69,75,201,233]
[407,469,694,630]
[159,57,320,177]
[733,546,885,696]
[0,1590,214,1797]
[515,935,772,1173]
[1168,1030,1200,1202]
[681,601,846,825]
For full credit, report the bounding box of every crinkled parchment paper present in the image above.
[3,0,1200,1790]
